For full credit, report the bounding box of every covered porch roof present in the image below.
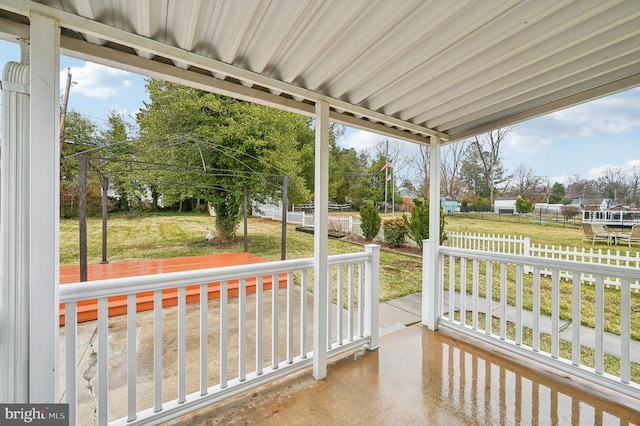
[1,0,639,144]
[2,0,640,420]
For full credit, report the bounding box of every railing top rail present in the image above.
[60,251,372,303]
[440,246,639,281]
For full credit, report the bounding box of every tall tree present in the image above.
[98,111,135,210]
[328,142,366,205]
[136,79,312,239]
[440,140,468,200]
[60,111,100,216]
[411,145,430,198]
[629,166,640,206]
[461,128,511,207]
[597,167,627,201]
[509,163,543,201]
[548,182,566,204]
[565,175,600,204]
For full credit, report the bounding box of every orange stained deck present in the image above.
[59,253,284,325]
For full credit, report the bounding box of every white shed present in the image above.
[494,197,517,214]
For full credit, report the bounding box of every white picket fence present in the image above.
[252,203,416,245]
[446,231,640,291]
[253,203,367,237]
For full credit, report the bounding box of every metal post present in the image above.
[281,175,288,260]
[79,154,88,282]
[101,175,108,264]
[243,185,248,253]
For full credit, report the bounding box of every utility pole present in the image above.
[59,68,72,149]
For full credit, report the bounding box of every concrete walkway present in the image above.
[379,292,640,363]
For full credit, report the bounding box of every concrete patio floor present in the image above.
[167,325,640,425]
[60,270,640,425]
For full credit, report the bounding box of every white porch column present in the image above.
[30,13,61,402]
[313,100,329,380]
[422,136,441,330]
[0,41,31,403]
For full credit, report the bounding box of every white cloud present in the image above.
[504,88,640,157]
[504,132,552,156]
[337,128,398,151]
[60,62,132,99]
[586,158,640,180]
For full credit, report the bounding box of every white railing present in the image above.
[446,231,640,291]
[253,203,361,233]
[253,204,397,242]
[59,247,379,425]
[435,245,640,398]
[582,210,640,226]
[446,232,529,255]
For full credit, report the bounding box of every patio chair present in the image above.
[616,224,640,247]
[582,223,611,245]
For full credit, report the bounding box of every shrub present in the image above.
[403,198,447,249]
[383,218,408,248]
[515,195,534,214]
[359,203,381,241]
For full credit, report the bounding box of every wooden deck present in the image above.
[59,253,284,325]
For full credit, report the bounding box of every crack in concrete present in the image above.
[80,327,99,425]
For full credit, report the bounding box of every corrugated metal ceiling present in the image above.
[2,0,640,144]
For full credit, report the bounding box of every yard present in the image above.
[60,211,640,381]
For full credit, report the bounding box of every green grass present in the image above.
[60,211,639,332]
[60,211,640,383]
[444,213,640,255]
[465,312,640,383]
[59,213,422,302]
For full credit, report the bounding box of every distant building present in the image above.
[441,196,460,213]
[494,196,517,214]
[534,203,563,214]
[397,187,422,212]
[599,198,620,211]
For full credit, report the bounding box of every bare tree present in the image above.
[629,166,640,206]
[440,140,468,200]
[597,167,627,201]
[371,139,409,181]
[462,127,512,207]
[409,144,430,197]
[566,175,600,205]
[509,163,544,201]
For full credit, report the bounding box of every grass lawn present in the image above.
[60,213,423,301]
[60,212,639,303]
[60,211,640,381]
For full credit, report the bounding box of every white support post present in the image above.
[29,13,61,402]
[422,136,441,330]
[0,41,31,403]
[313,100,330,380]
[364,244,380,350]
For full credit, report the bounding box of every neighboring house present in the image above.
[494,196,517,214]
[599,198,620,211]
[441,196,461,213]
[397,187,422,212]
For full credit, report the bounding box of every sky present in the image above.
[1,38,639,186]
